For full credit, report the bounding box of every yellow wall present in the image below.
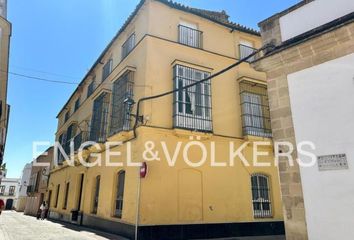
[49,0,283,227]
[0,15,10,154]
[49,126,282,225]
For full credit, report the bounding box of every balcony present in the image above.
[239,44,257,62]
[178,25,203,49]
[73,131,89,152]
[59,131,90,162]
[239,80,272,138]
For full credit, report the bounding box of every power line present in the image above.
[11,65,81,80]
[1,70,79,85]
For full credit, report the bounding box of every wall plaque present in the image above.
[317,154,348,171]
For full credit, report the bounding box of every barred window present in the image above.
[0,185,4,195]
[90,92,110,142]
[110,71,134,135]
[114,170,125,218]
[92,175,100,214]
[102,59,113,81]
[240,81,271,138]
[251,174,272,218]
[178,23,203,48]
[122,33,135,60]
[9,186,15,196]
[173,65,212,132]
[57,133,66,164]
[239,40,256,62]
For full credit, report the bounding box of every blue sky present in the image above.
[5,0,299,178]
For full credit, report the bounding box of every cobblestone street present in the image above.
[0,211,127,240]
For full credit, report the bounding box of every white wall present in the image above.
[287,53,354,240]
[18,163,32,197]
[0,178,20,209]
[0,178,20,196]
[279,0,354,41]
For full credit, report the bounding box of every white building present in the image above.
[0,177,20,210]
[253,0,354,239]
[15,163,32,211]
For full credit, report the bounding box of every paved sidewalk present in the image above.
[0,211,285,240]
[0,211,128,240]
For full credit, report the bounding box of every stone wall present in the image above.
[253,22,354,240]
[0,0,6,19]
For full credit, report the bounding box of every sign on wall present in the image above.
[317,154,349,171]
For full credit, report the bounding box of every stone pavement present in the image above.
[0,211,285,240]
[0,211,128,240]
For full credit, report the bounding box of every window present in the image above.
[102,59,113,81]
[34,173,40,192]
[121,33,135,60]
[0,185,5,195]
[92,175,100,214]
[90,92,110,142]
[239,40,256,62]
[64,111,70,123]
[54,184,60,208]
[74,98,80,112]
[251,174,272,218]
[48,190,52,208]
[87,77,96,98]
[240,81,271,138]
[62,123,77,157]
[173,65,212,131]
[114,170,125,218]
[178,22,203,48]
[9,186,15,196]
[58,133,67,164]
[110,71,134,135]
[63,182,70,209]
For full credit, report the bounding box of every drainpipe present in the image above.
[135,168,141,240]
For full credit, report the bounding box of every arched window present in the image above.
[92,175,100,214]
[251,174,272,218]
[114,171,126,218]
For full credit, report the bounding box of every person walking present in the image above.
[40,201,47,220]
[0,199,4,215]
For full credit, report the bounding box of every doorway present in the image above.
[5,199,13,210]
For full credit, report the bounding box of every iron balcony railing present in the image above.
[178,25,203,49]
[173,65,212,132]
[90,92,110,143]
[239,44,257,62]
[122,33,135,60]
[239,81,272,138]
[61,131,90,158]
[73,131,89,152]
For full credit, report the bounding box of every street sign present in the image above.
[317,154,349,171]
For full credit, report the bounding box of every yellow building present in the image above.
[48,0,284,239]
[0,0,10,170]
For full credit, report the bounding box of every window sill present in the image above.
[243,135,272,141]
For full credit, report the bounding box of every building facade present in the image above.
[15,163,32,211]
[0,177,20,210]
[24,147,53,216]
[48,0,284,239]
[253,0,354,239]
[0,0,11,179]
